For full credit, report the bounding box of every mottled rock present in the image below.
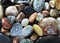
[21,18,29,26]
[45,2,49,10]
[5,6,18,16]
[39,17,58,35]
[50,9,58,17]
[33,0,45,12]
[29,12,37,23]
[20,39,33,43]
[22,25,33,37]
[16,12,25,22]
[33,24,43,36]
[36,13,44,22]
[24,6,35,15]
[7,16,16,24]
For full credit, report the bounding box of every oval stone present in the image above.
[29,12,37,23]
[0,4,3,19]
[5,6,18,16]
[7,16,16,24]
[33,24,43,36]
[57,17,60,24]
[36,13,44,22]
[2,18,11,29]
[50,9,58,17]
[20,39,33,43]
[22,25,33,37]
[21,18,29,26]
[24,6,35,15]
[33,0,45,12]
[45,2,49,10]
[16,12,25,22]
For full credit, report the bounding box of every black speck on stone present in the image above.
[24,6,35,15]
[0,33,12,43]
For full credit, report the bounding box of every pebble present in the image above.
[5,6,18,16]
[33,0,45,12]
[39,17,58,35]
[57,17,60,24]
[10,22,24,39]
[21,18,29,26]
[7,16,16,24]
[20,39,33,43]
[29,12,37,23]
[50,9,58,17]
[30,33,39,41]
[0,3,3,19]
[42,10,49,16]
[24,6,35,15]
[33,24,43,36]
[22,25,33,37]
[0,33,11,43]
[36,13,44,22]
[55,0,60,10]
[49,0,55,8]
[45,2,49,10]
[4,32,10,36]
[16,12,25,22]
[2,18,11,29]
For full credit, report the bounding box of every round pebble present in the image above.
[45,2,49,10]
[20,39,33,43]
[21,18,29,26]
[22,25,33,37]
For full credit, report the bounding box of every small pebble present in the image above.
[33,24,43,36]
[45,2,49,10]
[29,12,37,23]
[16,12,25,22]
[36,13,44,22]
[22,25,33,37]
[21,18,29,26]
[20,39,33,43]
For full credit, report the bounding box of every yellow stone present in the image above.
[33,24,43,36]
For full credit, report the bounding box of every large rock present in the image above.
[33,0,45,12]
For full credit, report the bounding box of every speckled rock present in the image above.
[33,24,43,36]
[10,22,24,39]
[16,12,25,22]
[36,13,44,22]
[24,6,35,15]
[20,39,33,43]
[39,17,58,35]
[50,9,58,17]
[5,6,18,16]
[45,2,49,10]
[2,18,11,29]
[29,12,37,23]
[22,25,33,37]
[30,33,38,41]
[21,18,29,26]
[33,0,45,12]
[7,16,16,24]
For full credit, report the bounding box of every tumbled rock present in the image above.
[10,22,24,39]
[29,12,37,23]
[2,18,11,29]
[45,2,49,10]
[36,13,44,22]
[33,24,43,36]
[55,0,60,10]
[57,17,60,24]
[22,25,33,37]
[50,9,58,17]
[4,32,10,36]
[0,33,12,43]
[0,3,3,19]
[39,17,58,35]
[5,6,18,16]
[20,39,33,43]
[42,10,49,16]
[16,12,25,22]
[7,16,16,24]
[24,6,35,15]
[30,33,38,41]
[33,0,45,12]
